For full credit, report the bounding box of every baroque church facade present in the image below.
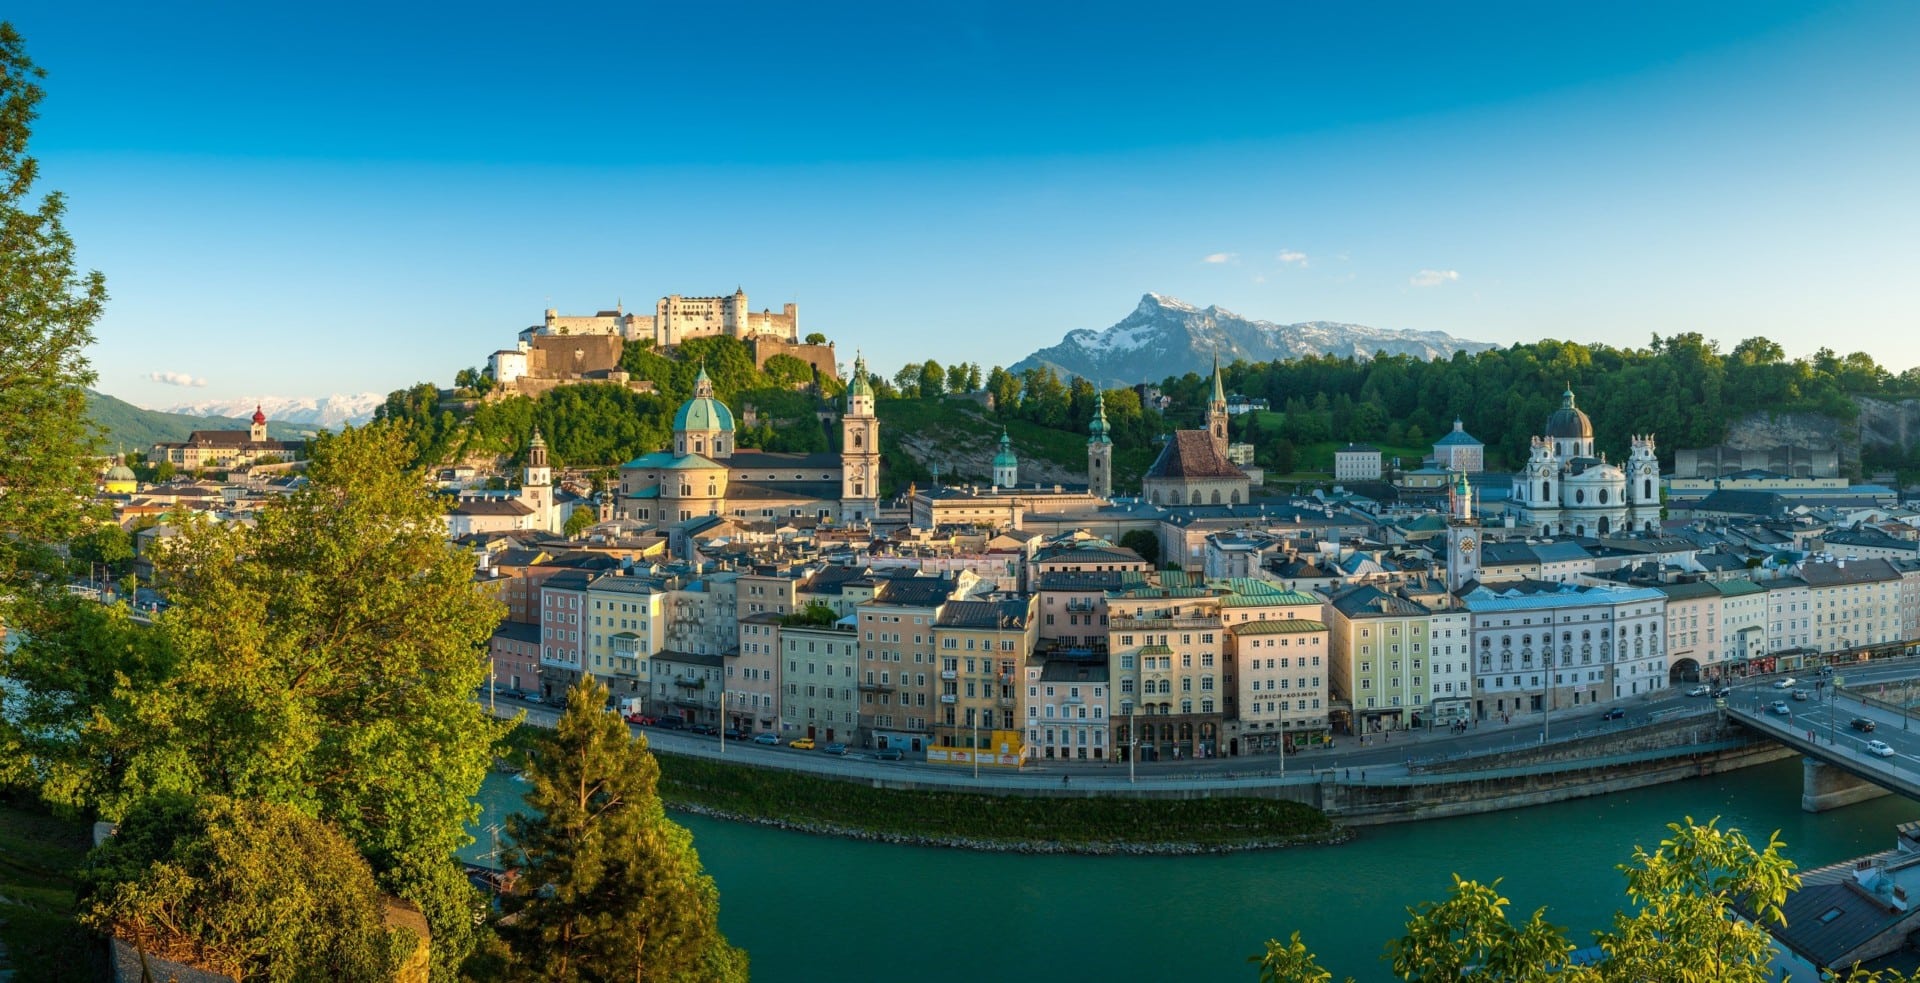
[617,357,882,526]
[1506,386,1661,537]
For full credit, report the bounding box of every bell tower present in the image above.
[523,427,556,532]
[1445,471,1481,592]
[1208,354,1230,457]
[840,352,881,523]
[1087,389,1113,500]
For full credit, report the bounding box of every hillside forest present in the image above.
[374,331,1920,491]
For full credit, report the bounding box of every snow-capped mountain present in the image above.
[160,393,385,430]
[1010,293,1498,388]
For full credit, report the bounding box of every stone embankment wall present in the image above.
[1418,717,1730,774]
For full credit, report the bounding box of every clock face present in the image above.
[1458,536,1477,554]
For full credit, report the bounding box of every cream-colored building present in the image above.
[856,576,958,752]
[1107,573,1227,760]
[932,597,1037,754]
[584,573,666,702]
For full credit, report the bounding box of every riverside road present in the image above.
[485,656,1920,793]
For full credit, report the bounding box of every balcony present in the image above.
[857,680,896,692]
[1110,615,1222,631]
[940,694,958,704]
[674,675,706,689]
[940,669,957,681]
[997,697,1016,709]
[1062,695,1084,706]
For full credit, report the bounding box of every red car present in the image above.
[625,713,656,726]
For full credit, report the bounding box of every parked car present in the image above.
[1792,689,1812,702]
[624,713,655,726]
[751,733,781,746]
[1818,665,1836,676]
[1687,685,1711,697]
[1851,717,1878,733]
[823,742,848,755]
[1769,700,1791,715]
[872,747,905,761]
[652,716,686,731]
[723,728,744,740]
[689,724,718,736]
[1713,687,1731,698]
[523,693,544,704]
[1867,740,1896,758]
[1774,678,1797,689]
[788,737,817,750]
[1601,707,1626,721]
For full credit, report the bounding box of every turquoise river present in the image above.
[466,759,1920,981]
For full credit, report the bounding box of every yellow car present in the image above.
[787,737,817,750]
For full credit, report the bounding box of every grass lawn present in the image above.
[653,753,1333,848]
[0,792,101,981]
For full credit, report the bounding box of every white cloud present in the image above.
[1409,269,1461,288]
[1202,252,1237,264]
[1277,249,1309,267]
[149,371,207,387]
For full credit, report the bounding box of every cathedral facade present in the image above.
[617,357,880,526]
[1506,386,1661,537]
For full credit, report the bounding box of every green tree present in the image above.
[1585,818,1796,983]
[804,332,827,345]
[152,459,176,483]
[0,23,108,609]
[81,793,409,982]
[1119,529,1159,566]
[1252,932,1350,983]
[70,522,133,574]
[564,506,597,539]
[496,675,747,982]
[1385,876,1571,981]
[986,366,1021,415]
[946,361,970,394]
[891,363,922,400]
[33,424,508,976]
[919,360,946,399]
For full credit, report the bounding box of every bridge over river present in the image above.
[1728,678,1920,811]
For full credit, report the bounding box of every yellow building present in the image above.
[926,729,1027,768]
[931,596,1038,752]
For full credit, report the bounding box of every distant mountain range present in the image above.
[161,393,385,429]
[87,391,315,451]
[1009,293,1499,389]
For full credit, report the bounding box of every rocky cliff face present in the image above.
[1716,396,1920,475]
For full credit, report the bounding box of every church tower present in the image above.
[1208,354,1230,457]
[840,352,881,523]
[249,405,267,443]
[1628,433,1661,532]
[992,429,1019,488]
[523,427,556,532]
[1088,389,1113,500]
[1445,471,1481,592]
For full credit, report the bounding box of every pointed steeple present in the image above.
[1088,389,1111,445]
[1212,352,1226,405]
[693,361,714,398]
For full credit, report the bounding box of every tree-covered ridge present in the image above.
[1164,334,1909,470]
[378,335,841,470]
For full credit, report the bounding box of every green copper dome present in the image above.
[992,429,1018,468]
[673,365,736,434]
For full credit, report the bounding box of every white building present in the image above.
[1334,444,1383,482]
[1465,580,1668,721]
[1023,658,1109,761]
[1229,617,1331,754]
[1506,386,1661,537]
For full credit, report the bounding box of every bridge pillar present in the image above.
[1802,757,1893,813]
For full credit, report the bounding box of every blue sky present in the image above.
[11,1,1919,406]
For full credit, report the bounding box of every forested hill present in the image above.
[1159,334,1919,473]
[87,390,312,450]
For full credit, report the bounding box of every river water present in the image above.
[467,759,1920,981]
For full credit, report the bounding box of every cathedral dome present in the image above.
[992,430,1017,468]
[1543,386,1593,440]
[105,463,136,482]
[672,365,736,434]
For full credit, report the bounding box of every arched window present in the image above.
[1599,489,1609,504]
[1544,480,1553,499]
[1231,489,1242,504]
[1644,479,1653,499]
[1211,489,1222,505]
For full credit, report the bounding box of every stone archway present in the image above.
[1669,657,1701,684]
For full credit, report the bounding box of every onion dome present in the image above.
[252,405,267,425]
[992,429,1018,469]
[1088,390,1112,444]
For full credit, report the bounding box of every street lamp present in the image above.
[1129,705,1139,785]
[972,712,980,780]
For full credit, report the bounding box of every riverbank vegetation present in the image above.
[1255,818,1916,983]
[652,753,1335,850]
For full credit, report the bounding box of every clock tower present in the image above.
[1445,470,1481,592]
[839,352,881,523]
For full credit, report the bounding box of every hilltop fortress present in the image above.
[489,288,836,395]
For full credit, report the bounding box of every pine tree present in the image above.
[499,675,747,982]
